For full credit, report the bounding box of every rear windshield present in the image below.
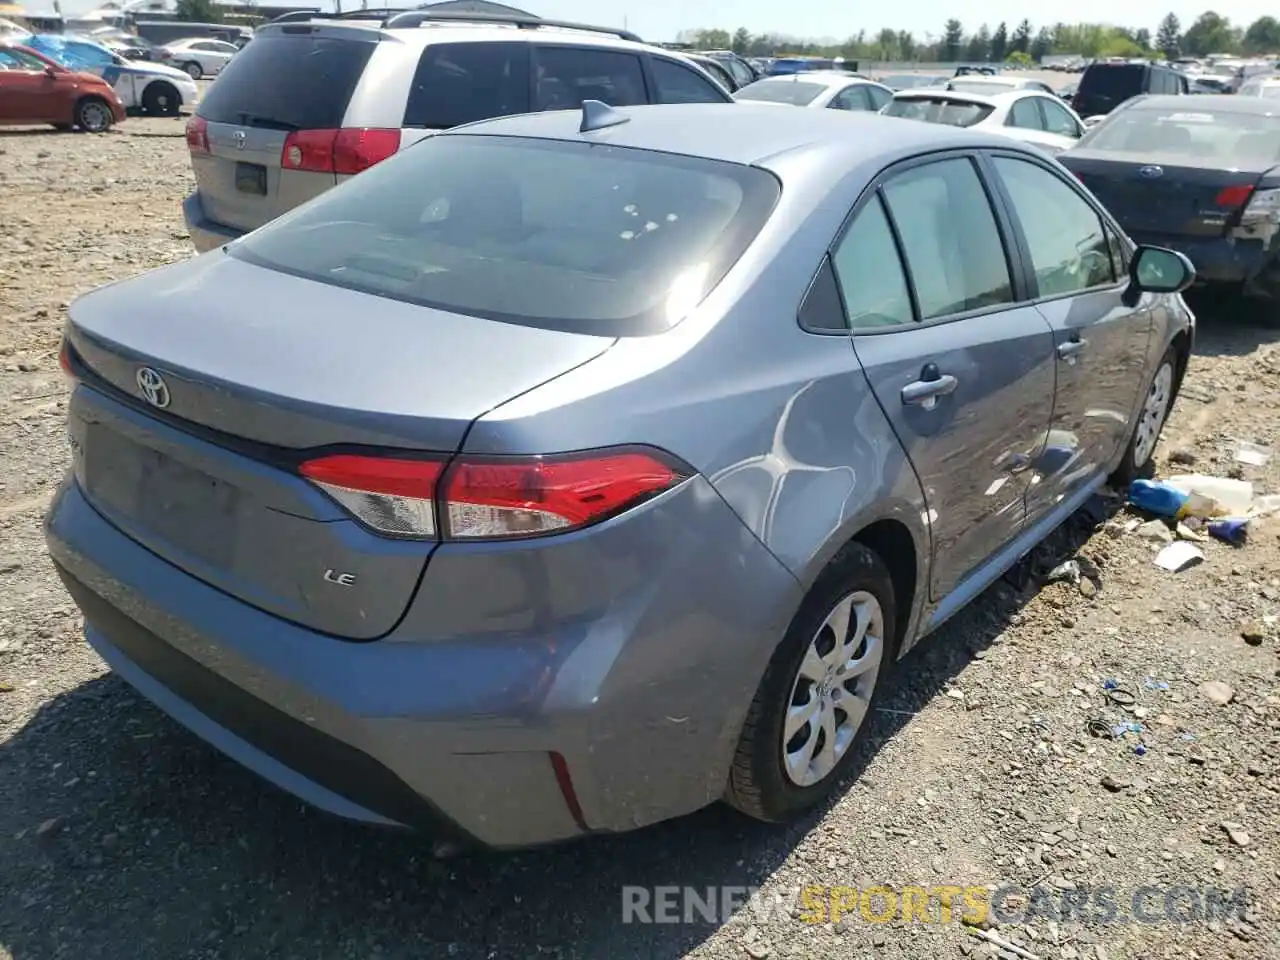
[883,96,994,127]
[197,34,374,129]
[948,79,1017,94]
[1080,107,1280,165]
[229,135,780,336]
[1079,64,1146,96]
[736,78,825,105]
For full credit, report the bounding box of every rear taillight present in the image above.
[185,115,209,154]
[58,339,76,379]
[280,128,400,175]
[298,448,689,541]
[1240,186,1280,225]
[1215,184,1252,208]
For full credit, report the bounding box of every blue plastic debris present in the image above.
[1143,678,1170,691]
[1207,518,1249,545]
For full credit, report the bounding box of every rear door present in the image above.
[986,152,1153,521]
[191,26,378,234]
[841,154,1057,601]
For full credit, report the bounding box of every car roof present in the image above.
[1127,93,1280,114]
[445,101,1030,169]
[893,87,1044,107]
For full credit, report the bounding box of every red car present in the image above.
[0,42,126,132]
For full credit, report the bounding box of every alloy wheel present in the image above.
[1133,360,1173,468]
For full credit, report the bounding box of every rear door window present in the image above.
[532,46,646,109]
[828,85,872,111]
[865,84,892,109]
[650,57,727,103]
[1039,98,1082,137]
[1007,97,1044,130]
[197,34,375,129]
[403,42,531,129]
[831,195,914,329]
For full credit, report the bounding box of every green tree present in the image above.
[990,22,1008,61]
[897,31,916,60]
[943,19,964,61]
[1005,50,1033,66]
[731,27,751,54]
[1010,19,1033,54]
[692,28,732,49]
[175,0,220,21]
[1030,26,1053,60]
[1242,16,1280,54]
[874,27,898,59]
[1133,28,1151,49]
[1156,13,1181,58]
[1181,12,1238,56]
[966,23,991,61]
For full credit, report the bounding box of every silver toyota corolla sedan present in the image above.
[47,101,1195,851]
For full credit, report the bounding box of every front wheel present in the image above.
[142,81,180,117]
[1111,344,1177,487]
[726,542,895,822]
[74,97,114,133]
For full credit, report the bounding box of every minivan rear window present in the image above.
[230,136,780,336]
[197,34,375,129]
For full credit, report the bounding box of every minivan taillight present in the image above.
[298,448,689,541]
[280,128,401,174]
[185,115,209,154]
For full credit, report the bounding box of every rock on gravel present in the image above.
[2,116,1280,960]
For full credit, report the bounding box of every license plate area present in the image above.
[234,161,267,196]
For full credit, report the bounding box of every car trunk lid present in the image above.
[63,254,615,639]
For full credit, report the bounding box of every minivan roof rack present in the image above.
[382,9,643,43]
[267,8,411,24]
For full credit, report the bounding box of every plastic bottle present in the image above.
[1127,479,1189,518]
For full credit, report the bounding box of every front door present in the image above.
[0,49,59,122]
[986,152,1153,522]
[834,155,1058,601]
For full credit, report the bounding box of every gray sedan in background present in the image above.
[47,102,1194,850]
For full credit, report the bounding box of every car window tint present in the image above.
[404,42,531,129]
[651,57,726,103]
[533,47,646,109]
[723,58,753,87]
[993,156,1115,296]
[881,158,1013,319]
[865,85,891,109]
[1039,98,1081,137]
[831,194,914,329]
[1007,97,1043,130]
[828,86,870,110]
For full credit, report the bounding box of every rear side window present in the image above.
[404,42,531,129]
[651,57,727,103]
[532,47,645,109]
[832,195,913,329]
[230,135,780,336]
[1007,98,1043,129]
[197,34,375,129]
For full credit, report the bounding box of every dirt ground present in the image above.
[0,116,1278,960]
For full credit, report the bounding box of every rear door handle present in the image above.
[1057,338,1087,361]
[901,373,958,407]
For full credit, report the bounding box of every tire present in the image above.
[726,542,896,822]
[1111,344,1178,487]
[74,97,114,133]
[142,81,180,117]
[182,61,202,80]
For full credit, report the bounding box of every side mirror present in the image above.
[1129,245,1195,296]
[1083,115,1104,128]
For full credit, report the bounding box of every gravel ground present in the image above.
[1,116,1278,960]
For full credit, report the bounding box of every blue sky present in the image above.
[54,0,1275,43]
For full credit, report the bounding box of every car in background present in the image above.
[684,51,737,92]
[24,33,198,116]
[883,88,1087,155]
[767,56,834,75]
[181,9,734,253]
[878,73,947,92]
[1236,74,1280,99]
[953,65,997,77]
[1189,75,1232,94]
[1059,95,1280,302]
[735,72,893,111]
[700,48,759,87]
[0,42,126,132]
[946,75,1058,96]
[1058,81,1078,101]
[156,36,238,79]
[1071,60,1188,118]
[49,99,1195,850]
[98,33,160,61]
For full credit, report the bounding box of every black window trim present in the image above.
[646,53,735,103]
[979,148,1135,307]
[797,148,1032,337]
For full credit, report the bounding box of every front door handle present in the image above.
[1057,338,1087,361]
[901,373,958,407]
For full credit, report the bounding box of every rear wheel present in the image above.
[74,97,114,133]
[182,61,202,80]
[142,81,180,117]
[1111,344,1177,487]
[726,542,894,822]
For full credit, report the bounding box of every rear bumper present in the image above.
[182,192,243,253]
[1129,230,1280,297]
[45,474,800,849]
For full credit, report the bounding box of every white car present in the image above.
[23,34,199,115]
[1236,74,1280,99]
[945,75,1059,96]
[734,71,894,111]
[883,88,1087,155]
[158,37,238,80]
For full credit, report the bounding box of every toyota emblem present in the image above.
[136,367,171,409]
[234,130,246,150]
[1138,165,1164,179]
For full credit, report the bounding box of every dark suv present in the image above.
[1072,61,1188,117]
